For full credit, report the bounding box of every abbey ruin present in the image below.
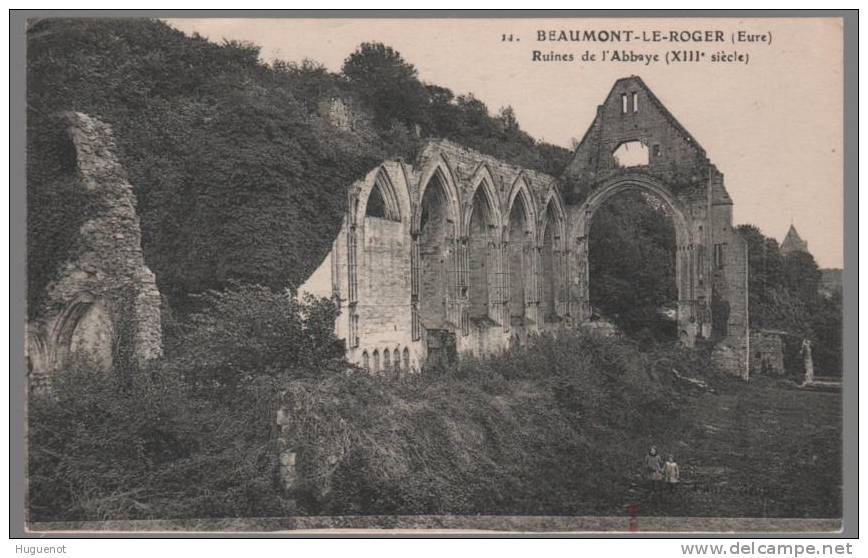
[310,76,750,377]
[27,76,750,383]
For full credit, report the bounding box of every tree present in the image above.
[782,251,822,301]
[737,224,842,375]
[27,19,383,311]
[168,284,345,393]
[341,42,429,127]
[497,106,519,132]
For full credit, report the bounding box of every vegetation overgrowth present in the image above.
[26,19,842,525]
[29,285,840,522]
[27,19,569,312]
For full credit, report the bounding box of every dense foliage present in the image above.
[739,225,842,375]
[27,20,570,311]
[28,19,389,309]
[26,119,89,311]
[30,283,694,521]
[29,359,290,521]
[28,282,841,522]
[588,191,678,340]
[29,285,342,521]
[287,332,684,515]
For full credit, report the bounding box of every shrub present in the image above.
[28,286,343,522]
[166,284,345,392]
[280,331,686,516]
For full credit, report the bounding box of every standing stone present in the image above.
[802,339,815,385]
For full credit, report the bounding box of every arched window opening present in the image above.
[364,172,401,222]
[468,185,497,324]
[402,347,410,371]
[383,348,391,370]
[393,347,401,370]
[362,350,370,371]
[418,172,453,330]
[372,349,380,373]
[507,193,532,325]
[365,184,387,218]
[613,141,650,167]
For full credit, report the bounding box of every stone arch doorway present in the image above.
[572,174,696,344]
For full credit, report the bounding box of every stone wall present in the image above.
[709,171,751,378]
[323,141,567,370]
[565,76,711,200]
[750,332,785,376]
[27,112,162,383]
[317,97,353,131]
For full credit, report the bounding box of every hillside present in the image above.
[26,19,571,311]
[29,319,841,522]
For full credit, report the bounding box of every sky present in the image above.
[165,17,844,268]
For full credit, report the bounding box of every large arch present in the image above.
[464,167,502,324]
[504,175,538,327]
[571,173,695,342]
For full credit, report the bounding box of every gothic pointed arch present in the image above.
[49,294,115,372]
[413,154,463,332]
[538,187,567,243]
[571,171,694,339]
[578,172,690,240]
[465,164,503,324]
[462,163,502,235]
[504,174,539,326]
[505,173,539,240]
[539,187,568,322]
[413,154,461,234]
[358,166,402,222]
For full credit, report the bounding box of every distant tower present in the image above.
[780,224,809,256]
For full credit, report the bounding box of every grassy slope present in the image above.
[626,378,841,518]
[284,334,841,519]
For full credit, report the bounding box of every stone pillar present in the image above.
[574,235,590,323]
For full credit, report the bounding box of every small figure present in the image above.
[644,446,663,489]
[663,454,680,492]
